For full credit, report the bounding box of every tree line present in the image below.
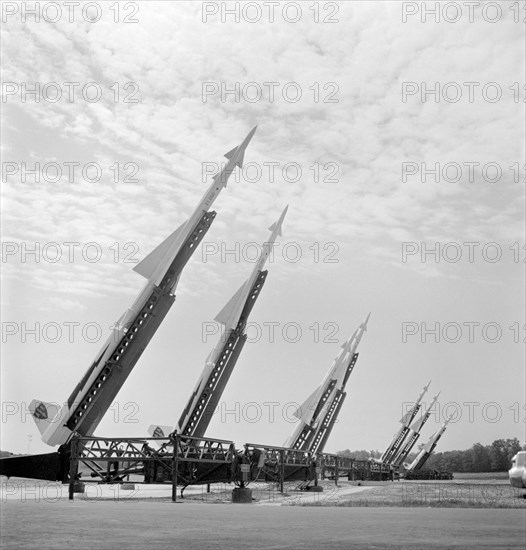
[337,438,523,472]
[424,438,522,472]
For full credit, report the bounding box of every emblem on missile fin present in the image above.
[153,426,165,438]
[33,402,48,420]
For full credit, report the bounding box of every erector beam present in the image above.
[178,271,266,438]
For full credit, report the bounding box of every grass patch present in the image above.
[294,481,526,509]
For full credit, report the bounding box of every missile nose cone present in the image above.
[242,125,258,147]
[363,312,371,330]
[279,204,289,224]
[225,126,258,169]
[268,205,288,237]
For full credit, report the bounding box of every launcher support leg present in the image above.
[68,439,78,501]
[279,450,285,494]
[172,444,179,502]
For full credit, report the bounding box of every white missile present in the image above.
[392,392,441,467]
[399,380,431,426]
[214,205,288,331]
[408,392,440,435]
[284,313,370,452]
[132,125,258,289]
[407,414,453,471]
[149,206,288,439]
[30,126,258,447]
[380,381,431,464]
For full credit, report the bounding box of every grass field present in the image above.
[451,472,510,481]
[293,473,526,508]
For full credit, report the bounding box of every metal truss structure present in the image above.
[61,435,397,501]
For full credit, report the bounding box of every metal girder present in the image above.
[316,453,394,483]
[244,443,316,490]
[381,426,411,464]
[180,271,268,438]
[67,434,238,500]
[310,390,346,454]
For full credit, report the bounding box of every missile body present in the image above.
[407,415,452,471]
[391,393,440,467]
[283,314,370,454]
[379,381,431,464]
[30,127,257,447]
[149,206,288,439]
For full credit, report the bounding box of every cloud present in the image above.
[1,2,523,454]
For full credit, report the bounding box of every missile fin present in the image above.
[409,415,425,433]
[399,410,413,425]
[147,424,174,438]
[294,387,321,421]
[268,221,280,236]
[268,205,288,237]
[422,435,435,452]
[29,400,61,436]
[214,281,248,327]
[225,146,244,168]
[133,221,186,279]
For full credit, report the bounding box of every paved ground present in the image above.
[2,499,525,549]
[0,479,375,504]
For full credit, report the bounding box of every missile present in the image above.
[149,206,288,439]
[283,313,370,454]
[30,126,258,447]
[391,392,440,467]
[379,381,431,464]
[407,414,453,471]
[132,124,258,289]
[213,205,288,331]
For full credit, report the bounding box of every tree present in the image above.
[489,439,509,471]
[470,443,491,472]
[505,438,523,465]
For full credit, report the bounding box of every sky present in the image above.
[1,0,525,457]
